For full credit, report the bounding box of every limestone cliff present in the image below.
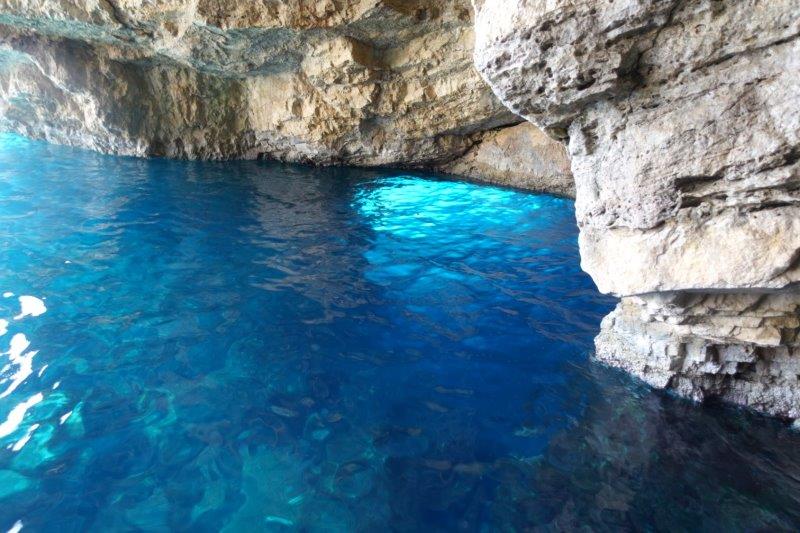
[1,0,525,167]
[475,0,800,419]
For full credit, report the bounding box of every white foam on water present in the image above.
[6,520,23,533]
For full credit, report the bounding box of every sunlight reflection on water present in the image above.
[0,294,67,467]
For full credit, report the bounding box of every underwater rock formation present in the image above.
[474,0,800,419]
[0,0,524,167]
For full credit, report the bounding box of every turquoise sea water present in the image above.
[0,133,799,531]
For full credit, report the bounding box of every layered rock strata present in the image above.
[474,0,800,418]
[1,0,524,166]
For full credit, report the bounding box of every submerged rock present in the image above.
[474,0,800,419]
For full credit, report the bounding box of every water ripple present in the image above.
[0,134,798,531]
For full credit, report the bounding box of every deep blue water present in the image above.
[0,134,799,532]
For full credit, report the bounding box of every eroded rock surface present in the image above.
[474,0,800,418]
[442,122,573,195]
[1,0,524,166]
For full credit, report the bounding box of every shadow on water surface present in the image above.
[0,134,798,531]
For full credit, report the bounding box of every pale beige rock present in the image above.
[442,122,573,195]
[0,0,520,165]
[596,293,800,419]
[474,0,800,419]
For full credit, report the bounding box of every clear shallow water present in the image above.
[0,134,799,532]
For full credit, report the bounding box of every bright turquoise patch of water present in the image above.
[0,134,799,530]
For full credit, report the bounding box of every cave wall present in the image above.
[474,0,800,419]
[0,0,572,196]
[0,0,510,164]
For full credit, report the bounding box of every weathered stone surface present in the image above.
[442,122,573,195]
[596,293,800,419]
[474,0,800,418]
[0,0,522,166]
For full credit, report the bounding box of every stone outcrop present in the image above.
[474,0,800,419]
[1,0,524,166]
[441,122,572,195]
